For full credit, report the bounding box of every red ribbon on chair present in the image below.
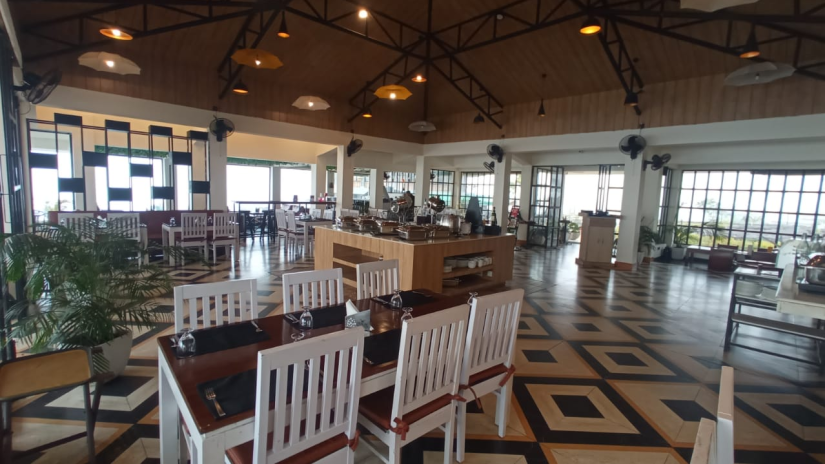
[498,365,516,387]
[348,429,361,450]
[390,418,410,441]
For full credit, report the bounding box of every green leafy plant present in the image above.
[1,223,199,370]
[567,222,580,234]
[638,225,659,252]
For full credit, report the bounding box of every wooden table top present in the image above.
[157,289,472,435]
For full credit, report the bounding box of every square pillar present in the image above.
[369,169,379,209]
[414,157,432,203]
[517,165,533,241]
[271,167,281,202]
[207,132,227,211]
[615,155,646,270]
[335,145,353,214]
[492,156,512,234]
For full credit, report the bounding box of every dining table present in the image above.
[295,217,334,255]
[157,289,472,464]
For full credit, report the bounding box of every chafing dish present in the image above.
[425,224,451,239]
[805,254,825,286]
[338,216,358,230]
[376,220,400,234]
[397,226,428,241]
[358,219,378,232]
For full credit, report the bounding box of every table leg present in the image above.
[159,354,179,464]
[168,229,176,266]
[142,230,149,266]
[161,228,169,264]
[304,226,309,255]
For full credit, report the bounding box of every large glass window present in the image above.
[460,172,495,220]
[30,131,74,219]
[508,172,522,214]
[677,169,825,249]
[429,169,455,207]
[280,168,312,202]
[384,171,415,200]
[228,164,271,210]
[658,169,673,234]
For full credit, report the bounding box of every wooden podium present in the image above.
[575,213,618,269]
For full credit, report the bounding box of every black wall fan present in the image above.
[643,153,671,171]
[209,116,236,142]
[15,70,62,104]
[619,135,647,160]
[483,161,495,173]
[486,144,504,163]
[346,137,363,157]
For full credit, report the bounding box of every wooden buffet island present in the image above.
[315,226,516,294]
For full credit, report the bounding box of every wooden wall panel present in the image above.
[426,73,825,144]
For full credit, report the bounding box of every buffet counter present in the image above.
[314,226,516,294]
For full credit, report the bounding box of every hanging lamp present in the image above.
[740,26,760,59]
[473,112,485,124]
[624,91,639,107]
[374,84,412,100]
[232,81,249,94]
[580,17,602,35]
[277,12,289,38]
[231,49,283,69]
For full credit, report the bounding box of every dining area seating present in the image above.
[157,267,524,464]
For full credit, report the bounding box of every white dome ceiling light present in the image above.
[292,96,331,111]
[408,120,436,132]
[78,52,140,75]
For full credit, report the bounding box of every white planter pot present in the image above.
[637,251,645,265]
[671,247,687,260]
[568,231,580,241]
[96,329,133,379]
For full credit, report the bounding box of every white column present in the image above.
[517,165,533,241]
[192,139,208,210]
[452,170,462,210]
[640,167,662,228]
[334,145,353,214]
[414,157,432,203]
[616,155,646,269]
[207,133,227,210]
[271,167,281,202]
[369,169,379,209]
[492,156,512,234]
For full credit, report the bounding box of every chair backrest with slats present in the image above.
[213,212,236,238]
[107,213,141,241]
[391,305,469,421]
[286,210,299,233]
[275,209,287,231]
[356,259,399,300]
[323,209,333,220]
[181,213,207,240]
[57,212,95,237]
[252,329,364,464]
[281,269,344,314]
[310,209,321,219]
[461,289,524,382]
[173,279,259,332]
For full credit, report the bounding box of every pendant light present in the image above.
[374,84,412,100]
[624,91,639,107]
[580,17,601,35]
[537,73,547,117]
[100,28,133,40]
[362,107,373,118]
[473,112,485,124]
[232,80,249,95]
[277,12,289,38]
[232,49,283,69]
[412,74,427,83]
[740,26,760,59]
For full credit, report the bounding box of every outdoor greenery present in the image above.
[1,222,193,369]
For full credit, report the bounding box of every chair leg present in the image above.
[1,402,12,464]
[83,383,96,464]
[388,435,402,464]
[444,407,456,464]
[497,380,513,438]
[456,400,467,462]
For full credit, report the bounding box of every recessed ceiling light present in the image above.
[358,8,368,19]
[100,28,133,40]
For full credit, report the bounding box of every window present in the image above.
[29,131,74,218]
[508,172,522,214]
[677,169,825,250]
[130,158,164,211]
[459,172,495,220]
[280,168,312,202]
[658,168,673,234]
[227,164,271,210]
[354,174,370,200]
[429,169,455,207]
[384,171,415,199]
[175,165,191,210]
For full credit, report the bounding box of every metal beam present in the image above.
[596,19,643,115]
[590,5,825,24]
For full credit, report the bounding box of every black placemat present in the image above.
[364,329,402,366]
[196,365,308,419]
[285,304,347,330]
[372,291,435,308]
[171,322,270,358]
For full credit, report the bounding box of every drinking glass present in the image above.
[401,307,413,322]
[299,305,314,330]
[177,328,196,357]
[390,290,403,309]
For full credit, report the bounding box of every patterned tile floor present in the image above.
[9,240,825,463]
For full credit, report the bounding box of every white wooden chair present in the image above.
[456,289,523,462]
[274,209,289,248]
[286,210,310,255]
[57,212,95,239]
[358,305,470,464]
[224,329,365,464]
[178,213,208,264]
[369,208,379,217]
[323,209,334,220]
[281,269,344,314]
[690,366,734,464]
[356,259,399,300]
[108,212,145,266]
[173,278,259,333]
[310,208,322,219]
[210,212,237,262]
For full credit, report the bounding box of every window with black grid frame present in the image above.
[677,169,825,250]
[658,169,673,235]
[429,169,455,207]
[460,172,495,220]
[384,171,415,198]
[508,172,522,216]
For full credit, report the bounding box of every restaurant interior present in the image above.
[2,0,825,463]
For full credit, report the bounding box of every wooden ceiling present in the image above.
[11,0,825,129]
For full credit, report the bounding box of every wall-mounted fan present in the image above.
[209,116,236,142]
[429,172,436,180]
[486,144,504,163]
[619,135,647,160]
[383,172,390,180]
[643,153,671,171]
[15,70,62,104]
[483,161,495,173]
[346,137,363,156]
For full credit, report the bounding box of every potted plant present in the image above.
[2,224,184,377]
[638,225,659,264]
[670,224,692,260]
[567,222,581,241]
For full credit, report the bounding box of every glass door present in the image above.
[529,166,565,247]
